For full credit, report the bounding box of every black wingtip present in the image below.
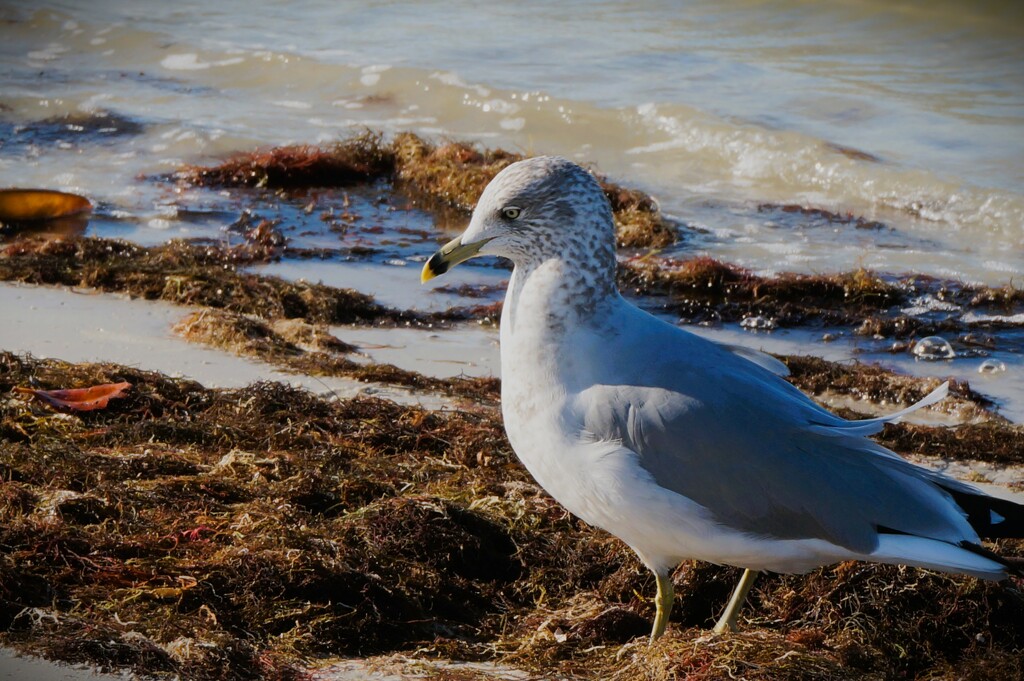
[942,485,1024,540]
[957,541,1024,578]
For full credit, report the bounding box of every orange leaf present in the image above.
[0,188,92,222]
[14,381,132,412]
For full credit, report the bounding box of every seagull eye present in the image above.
[502,206,521,220]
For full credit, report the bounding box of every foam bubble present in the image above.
[978,359,1007,374]
[740,315,777,331]
[28,43,68,61]
[912,336,955,361]
[161,53,209,70]
[271,100,313,110]
[161,54,243,70]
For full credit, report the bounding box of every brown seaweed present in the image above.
[1,351,1021,680]
[178,132,680,250]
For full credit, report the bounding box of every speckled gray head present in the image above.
[421,156,616,282]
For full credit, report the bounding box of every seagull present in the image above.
[421,156,1023,642]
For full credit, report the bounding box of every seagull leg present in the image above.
[649,570,675,643]
[713,568,758,633]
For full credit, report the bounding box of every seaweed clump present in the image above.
[178,131,680,250]
[619,255,1024,338]
[598,178,676,249]
[878,420,1024,469]
[180,132,396,189]
[1,352,1022,680]
[783,354,993,415]
[619,255,905,329]
[757,202,887,231]
[0,236,409,326]
[391,133,677,248]
[390,132,521,211]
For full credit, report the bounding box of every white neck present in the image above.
[500,256,618,412]
[502,258,607,340]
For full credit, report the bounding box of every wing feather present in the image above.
[571,330,975,554]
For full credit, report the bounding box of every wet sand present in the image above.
[0,282,450,409]
[0,647,129,681]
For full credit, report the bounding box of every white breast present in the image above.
[497,269,855,574]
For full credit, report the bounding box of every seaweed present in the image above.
[390,133,679,248]
[7,231,1012,349]
[876,422,1024,468]
[0,236,409,326]
[178,131,680,249]
[173,308,500,403]
[4,127,1024,679]
[1,351,1021,680]
[390,132,521,212]
[178,131,395,189]
[0,352,517,678]
[619,255,905,328]
[597,177,677,249]
[783,355,997,417]
[619,255,1024,338]
[757,202,887,231]
[7,131,1019,342]
[782,355,1024,468]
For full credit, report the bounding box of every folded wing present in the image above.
[574,339,976,555]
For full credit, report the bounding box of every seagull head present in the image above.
[421,156,615,282]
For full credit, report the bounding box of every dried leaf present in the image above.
[0,188,92,222]
[14,381,131,412]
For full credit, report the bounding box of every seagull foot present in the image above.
[648,571,675,644]
[712,568,759,634]
[711,614,738,634]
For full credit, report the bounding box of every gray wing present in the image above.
[574,359,976,554]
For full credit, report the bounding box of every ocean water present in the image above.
[3,0,1023,279]
[1,0,1022,416]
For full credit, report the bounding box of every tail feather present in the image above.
[871,535,1008,580]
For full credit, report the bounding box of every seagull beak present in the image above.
[421,235,492,282]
